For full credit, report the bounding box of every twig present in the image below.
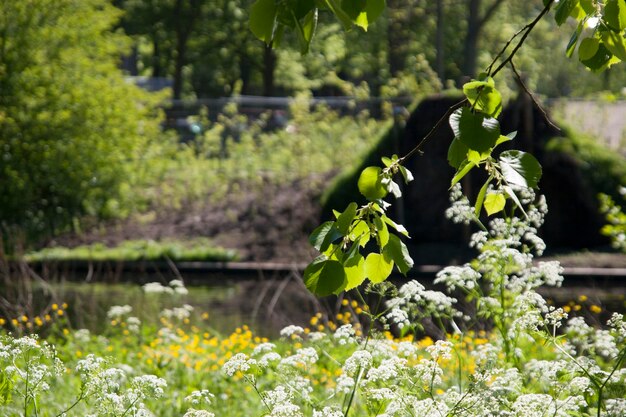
[490,0,555,77]
[510,60,561,132]
[398,0,555,166]
[398,98,467,164]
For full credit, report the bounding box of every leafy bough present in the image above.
[303,75,542,296]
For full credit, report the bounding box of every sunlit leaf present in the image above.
[303,257,347,296]
[374,215,389,246]
[602,30,626,61]
[499,150,542,189]
[399,166,414,183]
[450,160,476,188]
[580,42,615,71]
[578,37,600,61]
[381,214,409,237]
[605,0,626,31]
[484,192,506,216]
[383,234,413,275]
[309,221,342,252]
[449,107,500,153]
[337,202,358,235]
[364,252,394,283]
[463,80,503,118]
[358,166,388,200]
[474,178,491,217]
[344,254,366,290]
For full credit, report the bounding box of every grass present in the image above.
[23,238,238,263]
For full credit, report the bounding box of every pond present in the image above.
[2,274,327,337]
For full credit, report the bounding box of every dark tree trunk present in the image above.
[173,32,187,99]
[172,0,200,100]
[462,0,480,79]
[152,36,162,77]
[462,0,506,80]
[435,0,445,83]
[262,44,276,97]
[239,54,251,95]
[386,0,408,77]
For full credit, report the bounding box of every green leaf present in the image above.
[344,237,362,266]
[344,254,366,290]
[364,252,394,283]
[474,178,492,217]
[605,0,626,31]
[374,215,389,246]
[462,80,503,118]
[503,185,527,217]
[449,108,500,153]
[566,23,582,58]
[337,202,358,235]
[383,234,414,275]
[447,138,469,169]
[467,149,490,164]
[495,134,513,147]
[349,220,370,245]
[580,0,595,14]
[294,9,318,54]
[602,30,626,61]
[250,0,277,43]
[340,0,385,31]
[580,42,614,71]
[484,192,506,216]
[309,221,334,250]
[381,214,409,237]
[555,0,578,26]
[499,150,542,189]
[324,0,354,29]
[309,221,342,252]
[450,160,476,188]
[358,166,388,200]
[303,258,347,296]
[399,166,414,183]
[292,0,316,19]
[578,37,600,61]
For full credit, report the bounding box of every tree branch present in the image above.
[510,60,561,132]
[490,0,555,77]
[479,0,507,29]
[398,98,467,163]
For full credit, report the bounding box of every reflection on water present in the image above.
[24,277,323,337]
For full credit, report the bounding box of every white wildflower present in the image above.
[222,353,256,376]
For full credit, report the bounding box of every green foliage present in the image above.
[145,96,389,211]
[545,126,626,198]
[23,238,238,263]
[0,0,164,243]
[558,0,626,72]
[599,190,626,252]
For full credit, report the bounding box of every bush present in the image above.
[0,0,164,245]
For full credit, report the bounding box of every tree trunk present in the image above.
[435,0,445,84]
[173,32,187,99]
[262,44,276,97]
[462,0,480,79]
[152,36,162,77]
[386,0,407,77]
[172,0,200,100]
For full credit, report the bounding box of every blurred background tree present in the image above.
[0,0,164,246]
